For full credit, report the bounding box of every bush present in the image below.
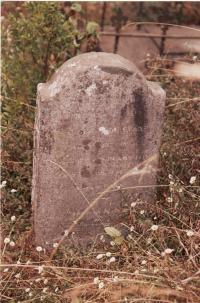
[1,2,98,222]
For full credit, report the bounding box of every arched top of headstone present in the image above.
[37,52,164,101]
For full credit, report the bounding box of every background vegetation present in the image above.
[1,2,200,303]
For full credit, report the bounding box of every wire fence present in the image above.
[98,2,200,56]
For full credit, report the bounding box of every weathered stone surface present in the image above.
[32,52,165,247]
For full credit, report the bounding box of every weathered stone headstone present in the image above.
[32,52,165,247]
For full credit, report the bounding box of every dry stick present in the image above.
[150,203,196,231]
[1,126,33,133]
[181,269,200,284]
[167,97,200,100]
[49,154,157,260]
[0,264,157,280]
[174,229,198,269]
[175,137,200,146]
[111,184,199,194]
[111,284,196,303]
[166,97,200,108]
[107,299,173,303]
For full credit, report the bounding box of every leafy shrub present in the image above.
[2,2,98,100]
[1,2,98,222]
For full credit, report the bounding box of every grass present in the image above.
[1,56,200,302]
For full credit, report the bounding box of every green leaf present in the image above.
[71,3,82,13]
[104,226,122,238]
[86,21,98,35]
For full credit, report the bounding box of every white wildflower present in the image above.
[105,252,111,257]
[64,230,69,236]
[165,248,174,254]
[162,248,174,256]
[96,253,104,260]
[167,197,173,203]
[37,266,44,274]
[94,277,100,284]
[3,268,9,272]
[11,189,17,193]
[151,225,158,231]
[25,288,30,293]
[131,202,137,208]
[43,279,48,285]
[29,292,33,297]
[178,188,183,193]
[4,237,10,244]
[190,176,196,184]
[53,243,59,248]
[147,238,152,244]
[10,241,15,247]
[100,235,105,242]
[113,276,119,282]
[109,257,116,263]
[98,281,104,289]
[15,273,21,279]
[11,215,16,222]
[127,234,133,240]
[0,180,7,188]
[186,230,194,237]
[110,241,115,246]
[36,246,43,252]
[140,210,145,215]
[42,287,48,293]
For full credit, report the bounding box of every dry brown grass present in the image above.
[1,50,200,303]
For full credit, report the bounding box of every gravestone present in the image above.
[32,52,165,247]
